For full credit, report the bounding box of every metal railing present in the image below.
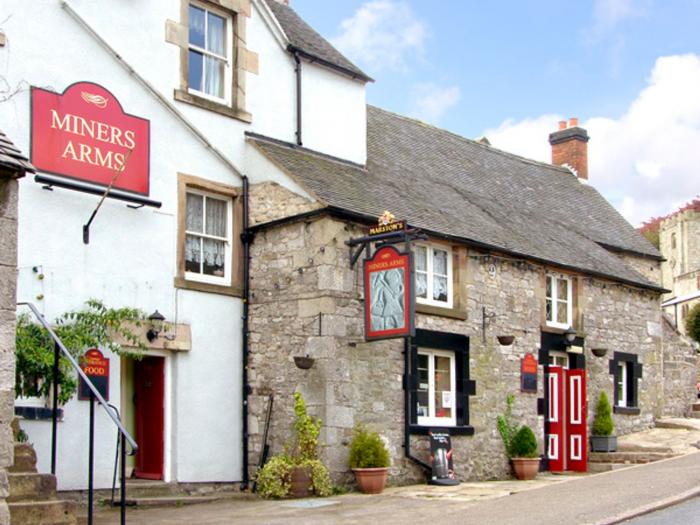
[18,302,138,525]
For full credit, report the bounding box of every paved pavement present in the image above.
[90,420,700,525]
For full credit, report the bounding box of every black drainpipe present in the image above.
[404,337,432,473]
[292,49,302,146]
[240,175,252,489]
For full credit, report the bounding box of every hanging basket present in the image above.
[497,335,515,346]
[293,356,315,370]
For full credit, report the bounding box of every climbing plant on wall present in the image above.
[686,303,700,344]
[16,299,146,403]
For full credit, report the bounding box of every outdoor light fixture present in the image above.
[564,326,577,346]
[147,310,165,342]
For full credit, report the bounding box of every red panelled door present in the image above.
[547,366,587,473]
[134,356,165,480]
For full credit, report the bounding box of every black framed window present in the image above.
[407,329,475,435]
[609,351,642,415]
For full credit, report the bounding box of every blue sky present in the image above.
[290,0,700,226]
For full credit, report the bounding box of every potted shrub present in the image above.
[590,391,617,452]
[256,392,332,498]
[497,394,541,480]
[348,424,390,494]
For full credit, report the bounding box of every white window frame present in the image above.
[416,348,457,427]
[188,1,234,105]
[415,243,453,309]
[545,274,573,329]
[184,188,233,286]
[617,361,628,407]
[548,350,569,369]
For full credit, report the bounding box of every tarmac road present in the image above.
[93,451,700,525]
[624,496,700,525]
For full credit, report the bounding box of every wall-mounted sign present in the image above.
[368,210,406,236]
[521,353,538,393]
[364,245,415,340]
[31,82,151,195]
[78,348,110,401]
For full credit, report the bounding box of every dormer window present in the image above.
[188,2,232,104]
[546,274,572,329]
[415,244,453,308]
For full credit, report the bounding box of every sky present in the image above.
[289,0,700,227]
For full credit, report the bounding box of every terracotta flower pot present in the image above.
[511,457,540,480]
[352,467,389,494]
[290,466,312,498]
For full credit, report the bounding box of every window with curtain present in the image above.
[545,274,572,329]
[415,243,453,308]
[188,2,231,102]
[185,190,231,284]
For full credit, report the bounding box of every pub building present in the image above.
[1,0,695,493]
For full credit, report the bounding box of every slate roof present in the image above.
[264,0,372,82]
[0,130,34,177]
[248,106,662,290]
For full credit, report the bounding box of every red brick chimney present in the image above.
[549,117,589,180]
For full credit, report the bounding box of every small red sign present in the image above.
[364,245,414,340]
[31,82,150,195]
[521,353,538,393]
[79,348,110,401]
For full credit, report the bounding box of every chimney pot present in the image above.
[558,120,567,130]
[569,117,578,127]
[549,118,589,180]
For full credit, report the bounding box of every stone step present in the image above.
[655,420,699,430]
[101,494,227,508]
[8,499,77,525]
[9,443,38,473]
[616,443,674,454]
[588,451,677,464]
[63,480,243,504]
[587,462,632,473]
[8,472,57,502]
[689,411,700,419]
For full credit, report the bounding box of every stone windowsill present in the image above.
[416,303,468,320]
[409,425,475,436]
[613,406,641,415]
[174,89,252,123]
[174,277,243,298]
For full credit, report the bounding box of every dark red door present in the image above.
[547,366,565,472]
[134,356,164,480]
[565,369,587,472]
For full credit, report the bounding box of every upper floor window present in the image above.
[185,189,232,285]
[415,244,453,308]
[546,274,572,329]
[188,2,232,104]
[671,232,677,249]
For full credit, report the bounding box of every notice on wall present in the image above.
[31,82,151,195]
[78,348,110,401]
[521,353,538,393]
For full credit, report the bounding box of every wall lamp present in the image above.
[147,310,166,342]
[563,326,577,346]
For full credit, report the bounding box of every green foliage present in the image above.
[641,228,660,249]
[510,426,538,458]
[16,299,146,403]
[348,424,390,469]
[256,454,293,499]
[293,391,321,461]
[257,392,332,499]
[592,391,615,436]
[496,394,518,458]
[685,303,700,344]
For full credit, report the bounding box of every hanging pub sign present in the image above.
[364,244,415,341]
[78,348,110,401]
[31,81,151,195]
[521,353,538,393]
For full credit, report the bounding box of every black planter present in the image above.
[497,335,515,346]
[293,356,315,369]
[590,435,617,452]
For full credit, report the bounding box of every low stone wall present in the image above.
[661,316,698,417]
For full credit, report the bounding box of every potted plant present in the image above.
[590,391,617,452]
[348,424,390,494]
[256,392,332,499]
[497,394,541,480]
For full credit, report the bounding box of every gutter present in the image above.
[403,337,431,473]
[241,176,253,488]
[292,50,302,146]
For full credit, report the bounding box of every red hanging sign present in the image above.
[31,82,151,195]
[364,245,415,340]
[78,348,110,401]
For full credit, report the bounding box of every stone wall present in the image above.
[0,176,18,524]
[248,214,684,485]
[661,315,698,416]
[248,181,321,226]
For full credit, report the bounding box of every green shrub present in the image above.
[348,424,390,469]
[510,426,538,458]
[592,391,615,436]
[497,394,518,458]
[256,455,293,499]
[293,391,321,461]
[685,303,700,344]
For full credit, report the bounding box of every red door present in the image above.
[134,357,164,480]
[547,366,587,473]
[547,366,565,472]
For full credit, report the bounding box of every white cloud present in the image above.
[330,1,426,72]
[408,83,461,125]
[593,0,640,31]
[484,53,700,226]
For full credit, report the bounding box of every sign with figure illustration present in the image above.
[31,81,151,195]
[364,245,415,340]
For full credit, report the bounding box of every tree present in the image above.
[685,303,700,344]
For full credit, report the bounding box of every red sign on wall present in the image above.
[521,353,538,393]
[31,82,150,195]
[78,348,110,401]
[364,245,415,341]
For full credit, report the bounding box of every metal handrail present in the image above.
[18,301,136,525]
[18,302,138,451]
